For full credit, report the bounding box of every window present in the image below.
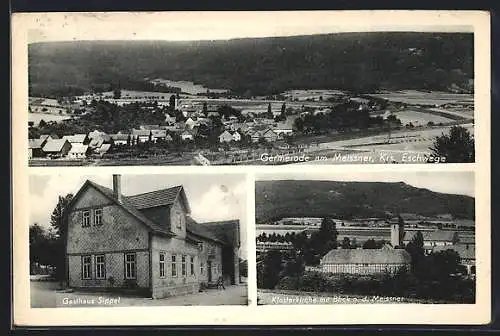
[94,209,103,226]
[190,256,195,276]
[82,255,92,279]
[124,253,136,279]
[171,255,177,277]
[95,255,106,279]
[200,261,204,275]
[176,210,182,229]
[181,255,187,276]
[82,210,90,227]
[159,252,165,278]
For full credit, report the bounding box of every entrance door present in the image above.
[207,260,212,282]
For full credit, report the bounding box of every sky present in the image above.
[256,171,475,198]
[24,12,474,44]
[29,173,248,258]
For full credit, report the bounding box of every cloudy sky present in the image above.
[257,171,475,198]
[24,12,473,43]
[29,173,248,258]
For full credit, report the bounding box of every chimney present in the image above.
[113,175,122,202]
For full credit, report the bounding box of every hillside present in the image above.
[28,32,473,97]
[255,180,475,223]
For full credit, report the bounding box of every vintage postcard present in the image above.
[12,10,490,326]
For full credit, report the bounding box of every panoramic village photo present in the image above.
[255,171,476,304]
[27,25,475,166]
[29,173,248,307]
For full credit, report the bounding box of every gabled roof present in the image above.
[110,134,130,141]
[125,185,190,213]
[29,139,44,149]
[321,248,411,265]
[42,139,70,152]
[62,134,88,143]
[69,180,176,237]
[219,130,232,138]
[68,144,89,154]
[131,129,151,137]
[151,130,167,137]
[432,245,475,260]
[185,217,226,245]
[404,230,457,242]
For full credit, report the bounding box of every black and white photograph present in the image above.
[29,173,248,307]
[12,11,490,326]
[255,171,476,305]
[25,14,476,166]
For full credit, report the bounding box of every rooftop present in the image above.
[321,248,411,265]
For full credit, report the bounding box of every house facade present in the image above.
[65,175,240,299]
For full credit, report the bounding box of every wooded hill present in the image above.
[29,32,473,97]
[255,180,475,223]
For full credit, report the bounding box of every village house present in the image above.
[110,133,130,146]
[433,245,476,276]
[272,124,294,137]
[67,144,90,159]
[39,134,59,143]
[151,130,168,142]
[164,114,176,125]
[65,175,240,298]
[42,139,72,158]
[62,134,89,145]
[250,128,279,143]
[185,118,196,129]
[232,131,242,142]
[28,139,46,159]
[181,130,195,141]
[403,230,459,254]
[131,129,152,143]
[94,143,112,157]
[219,130,233,143]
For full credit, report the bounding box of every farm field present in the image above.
[148,78,228,94]
[29,113,72,125]
[368,90,474,106]
[394,110,454,126]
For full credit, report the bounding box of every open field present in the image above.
[394,109,454,126]
[148,78,228,94]
[368,90,474,106]
[29,113,72,125]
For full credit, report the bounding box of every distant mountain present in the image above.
[255,180,475,223]
[28,32,473,97]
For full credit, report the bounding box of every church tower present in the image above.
[390,215,405,248]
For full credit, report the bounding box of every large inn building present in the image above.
[65,175,240,299]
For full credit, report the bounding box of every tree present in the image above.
[169,95,177,110]
[113,88,121,99]
[341,237,351,249]
[405,231,425,278]
[280,102,287,118]
[266,103,273,119]
[257,250,283,289]
[29,223,53,271]
[50,193,74,281]
[429,126,474,163]
[202,102,208,116]
[363,238,378,249]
